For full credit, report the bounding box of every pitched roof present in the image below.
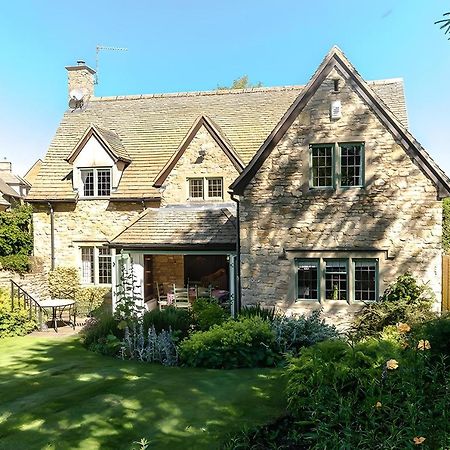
[28,71,409,201]
[0,177,21,198]
[23,159,43,186]
[109,206,236,250]
[65,124,131,164]
[230,46,450,198]
[153,115,244,188]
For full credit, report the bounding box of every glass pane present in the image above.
[189,179,203,198]
[340,144,363,187]
[311,145,333,187]
[207,178,223,198]
[355,260,377,301]
[81,247,94,284]
[297,261,319,300]
[325,260,347,300]
[98,247,112,284]
[97,169,111,196]
[81,170,94,197]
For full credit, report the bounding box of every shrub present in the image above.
[0,254,30,273]
[284,339,450,449]
[191,297,228,331]
[351,273,435,340]
[121,323,178,366]
[411,315,450,359]
[239,304,276,322]
[0,287,35,337]
[76,287,110,317]
[179,317,276,369]
[48,267,79,298]
[81,313,123,350]
[271,309,339,355]
[142,307,193,339]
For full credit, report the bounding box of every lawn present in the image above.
[0,336,285,450]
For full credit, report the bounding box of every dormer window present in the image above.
[80,168,111,197]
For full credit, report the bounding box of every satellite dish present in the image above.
[69,98,77,109]
[70,88,84,101]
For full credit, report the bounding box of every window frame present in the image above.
[309,142,365,190]
[324,259,348,301]
[295,259,320,302]
[79,245,112,286]
[295,255,378,304]
[79,167,112,198]
[187,177,224,201]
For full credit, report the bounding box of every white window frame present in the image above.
[79,245,112,285]
[80,167,112,198]
[187,177,224,201]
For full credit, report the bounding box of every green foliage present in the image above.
[191,297,228,331]
[80,313,123,350]
[271,309,339,355]
[443,198,450,253]
[351,273,435,340]
[284,339,450,449]
[239,304,276,322]
[217,75,263,90]
[179,317,276,369]
[48,267,79,298]
[49,267,109,316]
[0,254,30,273]
[143,306,193,339]
[0,287,35,337]
[412,316,450,359]
[0,205,32,273]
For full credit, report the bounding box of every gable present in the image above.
[72,134,115,168]
[156,118,242,205]
[230,47,450,199]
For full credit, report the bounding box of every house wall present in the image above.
[160,125,240,205]
[32,200,157,274]
[239,68,442,325]
[152,255,184,291]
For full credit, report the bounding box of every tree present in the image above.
[435,12,450,39]
[217,75,263,90]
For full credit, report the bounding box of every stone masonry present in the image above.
[160,124,240,205]
[239,69,442,322]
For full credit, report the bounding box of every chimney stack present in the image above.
[65,61,96,102]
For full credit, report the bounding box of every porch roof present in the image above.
[109,206,236,250]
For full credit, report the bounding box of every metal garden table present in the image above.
[38,299,76,332]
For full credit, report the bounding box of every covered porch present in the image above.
[108,206,237,313]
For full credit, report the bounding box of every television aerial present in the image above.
[95,45,128,85]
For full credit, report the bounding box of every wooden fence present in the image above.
[442,255,450,312]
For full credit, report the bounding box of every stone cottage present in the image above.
[27,47,450,319]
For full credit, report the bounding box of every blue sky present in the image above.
[0,0,449,177]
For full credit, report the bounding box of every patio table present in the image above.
[38,299,76,332]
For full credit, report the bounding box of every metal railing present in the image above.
[10,279,45,331]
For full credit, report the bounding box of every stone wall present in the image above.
[32,200,157,273]
[239,68,442,321]
[152,255,184,292]
[160,125,240,205]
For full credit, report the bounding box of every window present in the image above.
[340,143,363,187]
[325,260,348,301]
[311,145,334,188]
[354,260,377,301]
[98,247,112,284]
[189,178,203,199]
[188,177,223,200]
[297,260,319,300]
[80,168,112,197]
[80,246,112,285]
[295,257,378,303]
[208,178,223,199]
[310,142,364,189]
[81,247,94,284]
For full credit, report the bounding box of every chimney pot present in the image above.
[77,60,85,66]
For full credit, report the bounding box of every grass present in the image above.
[0,335,285,450]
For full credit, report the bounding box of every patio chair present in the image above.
[196,285,212,299]
[173,284,190,309]
[156,283,169,310]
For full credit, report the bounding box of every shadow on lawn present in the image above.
[0,336,284,450]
